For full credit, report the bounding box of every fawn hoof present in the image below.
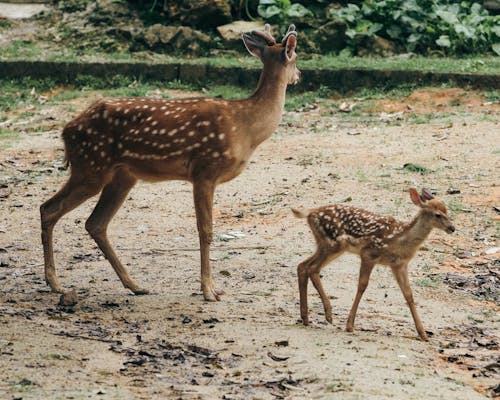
[300,316,309,326]
[419,332,429,342]
[325,314,333,324]
[346,325,354,333]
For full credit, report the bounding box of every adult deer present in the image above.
[293,188,455,341]
[41,24,300,301]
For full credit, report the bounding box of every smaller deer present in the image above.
[293,188,455,341]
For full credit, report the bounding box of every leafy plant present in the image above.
[258,0,312,29]
[329,0,500,56]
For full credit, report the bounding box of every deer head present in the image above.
[409,188,455,234]
[242,24,300,85]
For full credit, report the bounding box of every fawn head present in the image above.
[409,188,455,234]
[242,24,300,85]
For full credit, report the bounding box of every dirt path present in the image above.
[0,89,498,399]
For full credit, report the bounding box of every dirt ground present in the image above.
[0,87,498,399]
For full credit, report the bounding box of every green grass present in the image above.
[415,274,442,288]
[1,39,499,75]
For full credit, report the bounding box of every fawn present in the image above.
[40,24,300,301]
[293,188,455,341]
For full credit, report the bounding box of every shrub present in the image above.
[329,0,500,56]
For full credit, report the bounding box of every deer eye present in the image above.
[435,213,442,219]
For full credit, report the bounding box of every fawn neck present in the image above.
[398,212,434,250]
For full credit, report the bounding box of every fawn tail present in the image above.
[291,208,309,218]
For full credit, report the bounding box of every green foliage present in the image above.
[258,0,312,29]
[329,0,500,56]
[56,0,93,13]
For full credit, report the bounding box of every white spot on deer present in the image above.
[231,126,236,132]
[218,133,225,140]
[142,105,149,109]
[159,128,166,135]
[152,121,158,126]
[168,128,178,136]
[208,133,215,139]
[212,151,220,158]
[144,127,150,133]
[188,130,196,137]
[117,143,123,149]
[202,137,208,143]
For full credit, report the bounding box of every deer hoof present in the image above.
[203,291,220,302]
[132,287,150,295]
[346,325,354,332]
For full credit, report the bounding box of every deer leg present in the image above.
[346,258,375,332]
[41,175,104,293]
[392,265,428,341]
[193,180,221,301]
[84,169,147,295]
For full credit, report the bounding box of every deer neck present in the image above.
[399,213,433,250]
[242,64,288,147]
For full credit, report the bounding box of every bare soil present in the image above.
[0,88,498,399]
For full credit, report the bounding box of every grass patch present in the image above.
[0,39,499,75]
[447,199,473,214]
[415,274,442,288]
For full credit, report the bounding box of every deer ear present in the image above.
[409,188,423,207]
[284,34,296,62]
[242,33,264,59]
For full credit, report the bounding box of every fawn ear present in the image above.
[409,188,423,207]
[242,33,265,59]
[420,188,434,201]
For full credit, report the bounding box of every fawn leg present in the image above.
[297,254,315,325]
[392,265,429,341]
[193,179,222,301]
[41,175,104,293]
[309,251,342,324]
[85,169,147,294]
[346,258,375,332]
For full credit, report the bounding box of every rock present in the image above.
[357,35,399,57]
[58,289,78,307]
[217,20,265,48]
[142,25,211,55]
[166,0,231,29]
[313,20,347,53]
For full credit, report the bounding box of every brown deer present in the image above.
[40,24,300,301]
[293,188,455,341]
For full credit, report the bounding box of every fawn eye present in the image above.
[435,213,442,219]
